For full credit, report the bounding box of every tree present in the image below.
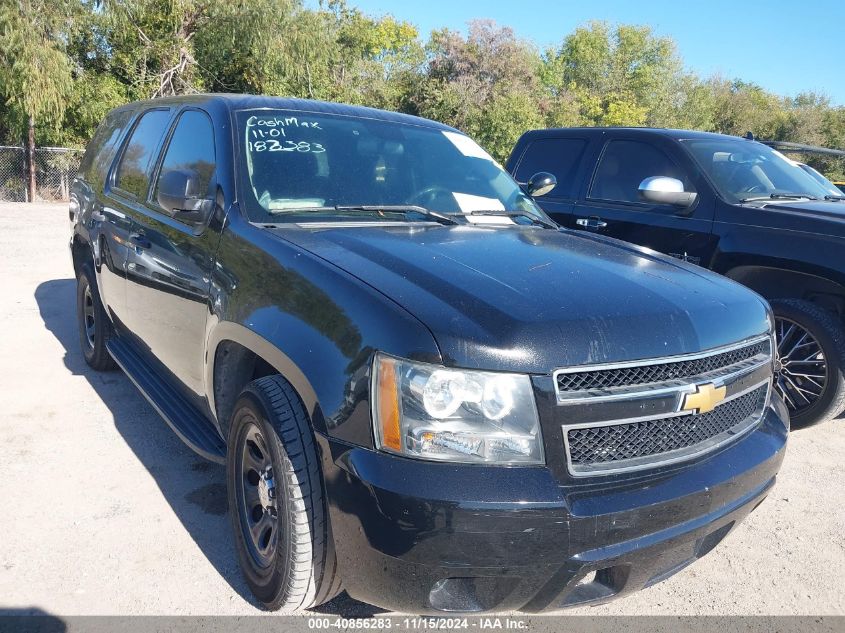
[413,20,544,161]
[0,0,76,200]
[101,0,214,98]
[708,78,791,139]
[784,92,832,146]
[542,21,689,128]
[239,0,422,110]
[192,0,300,94]
[2,1,845,187]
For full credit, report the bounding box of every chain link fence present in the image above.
[0,146,84,203]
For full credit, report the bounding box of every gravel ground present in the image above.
[0,202,843,617]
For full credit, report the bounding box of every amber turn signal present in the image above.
[375,355,402,451]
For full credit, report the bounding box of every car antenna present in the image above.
[744,131,755,140]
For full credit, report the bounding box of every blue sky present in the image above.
[331,0,845,105]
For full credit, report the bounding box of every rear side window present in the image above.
[153,110,217,205]
[78,109,133,188]
[590,139,694,203]
[79,115,116,179]
[114,109,171,199]
[514,138,587,199]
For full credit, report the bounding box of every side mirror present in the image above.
[157,169,213,222]
[638,176,698,208]
[526,172,557,197]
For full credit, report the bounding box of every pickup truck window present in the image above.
[590,139,694,204]
[513,138,587,199]
[153,110,216,206]
[237,109,542,222]
[114,109,171,199]
[683,139,833,203]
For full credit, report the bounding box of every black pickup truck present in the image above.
[71,96,787,614]
[508,127,845,428]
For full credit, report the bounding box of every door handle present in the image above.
[576,216,608,230]
[129,233,152,249]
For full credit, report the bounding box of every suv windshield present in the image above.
[682,139,833,203]
[236,109,546,223]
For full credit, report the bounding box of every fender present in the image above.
[202,214,443,447]
[721,264,845,317]
[204,320,318,427]
[712,224,845,291]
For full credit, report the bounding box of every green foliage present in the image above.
[1,0,844,178]
[542,22,684,129]
[708,78,790,139]
[412,20,545,161]
[0,0,77,137]
[45,72,129,147]
[251,0,423,110]
[192,0,301,94]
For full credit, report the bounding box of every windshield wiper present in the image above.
[824,194,845,201]
[466,210,558,229]
[335,205,458,225]
[740,193,819,203]
[267,205,458,225]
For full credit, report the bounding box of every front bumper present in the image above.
[318,398,788,614]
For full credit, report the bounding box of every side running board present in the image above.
[107,336,226,463]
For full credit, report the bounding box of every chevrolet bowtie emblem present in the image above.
[681,383,726,414]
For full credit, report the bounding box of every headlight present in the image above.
[372,353,544,465]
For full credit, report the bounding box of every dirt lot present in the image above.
[0,202,843,616]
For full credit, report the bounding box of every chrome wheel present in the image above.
[236,422,279,569]
[775,316,828,416]
[82,284,96,350]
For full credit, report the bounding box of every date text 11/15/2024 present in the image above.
[307,618,529,630]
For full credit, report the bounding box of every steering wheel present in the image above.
[739,184,766,194]
[408,186,454,209]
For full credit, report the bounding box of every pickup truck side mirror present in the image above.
[638,176,697,208]
[157,168,213,223]
[526,172,557,197]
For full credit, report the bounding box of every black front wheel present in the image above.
[226,375,341,610]
[771,299,845,428]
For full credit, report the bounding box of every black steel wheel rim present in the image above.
[83,284,96,350]
[775,316,828,415]
[235,421,279,569]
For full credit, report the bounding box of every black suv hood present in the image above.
[743,199,845,238]
[273,225,770,373]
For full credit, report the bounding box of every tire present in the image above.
[226,375,340,611]
[76,263,116,371]
[771,299,845,428]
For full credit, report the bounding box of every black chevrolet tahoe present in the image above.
[508,127,845,428]
[70,95,788,614]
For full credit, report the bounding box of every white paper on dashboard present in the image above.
[463,215,516,225]
[452,192,505,212]
[442,131,495,161]
[452,192,513,224]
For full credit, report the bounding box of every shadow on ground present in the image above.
[34,278,372,616]
[0,608,66,633]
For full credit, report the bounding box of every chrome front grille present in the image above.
[556,335,774,476]
[565,384,768,475]
[556,340,769,394]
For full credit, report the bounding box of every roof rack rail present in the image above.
[755,139,845,158]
